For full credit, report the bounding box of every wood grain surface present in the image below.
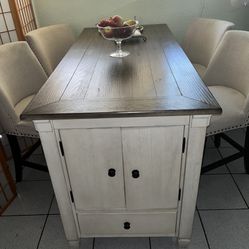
[22,24,221,120]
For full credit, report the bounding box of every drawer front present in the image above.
[78,211,177,236]
[122,126,184,210]
[60,128,125,211]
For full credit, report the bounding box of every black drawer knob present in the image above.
[108,168,116,177]
[132,170,140,179]
[124,222,131,230]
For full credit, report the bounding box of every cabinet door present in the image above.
[122,126,184,210]
[60,128,125,211]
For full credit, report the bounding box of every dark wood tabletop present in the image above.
[22,24,221,120]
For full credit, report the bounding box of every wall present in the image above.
[32,0,249,41]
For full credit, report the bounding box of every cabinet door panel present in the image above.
[60,128,125,211]
[122,126,184,210]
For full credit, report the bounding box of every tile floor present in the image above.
[0,128,249,249]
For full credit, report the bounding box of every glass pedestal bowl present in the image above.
[97,21,138,58]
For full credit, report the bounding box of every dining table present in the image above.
[22,24,221,248]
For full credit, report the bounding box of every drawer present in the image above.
[78,211,177,237]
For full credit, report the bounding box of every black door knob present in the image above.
[108,168,116,177]
[124,222,131,230]
[132,170,140,178]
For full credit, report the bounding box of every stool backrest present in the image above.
[25,24,76,76]
[183,18,234,67]
[0,42,47,132]
[204,31,249,113]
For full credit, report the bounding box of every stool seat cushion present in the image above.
[207,86,246,135]
[13,95,38,137]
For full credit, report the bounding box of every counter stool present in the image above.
[0,42,48,181]
[202,30,249,174]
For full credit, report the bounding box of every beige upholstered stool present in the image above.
[0,42,48,181]
[25,24,76,76]
[202,30,249,173]
[183,18,234,78]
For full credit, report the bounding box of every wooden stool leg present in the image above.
[7,135,23,182]
[244,127,249,174]
[214,134,221,148]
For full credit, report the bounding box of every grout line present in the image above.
[198,208,249,211]
[46,213,60,216]
[197,209,211,249]
[92,238,95,249]
[149,237,152,249]
[36,193,54,249]
[229,173,249,209]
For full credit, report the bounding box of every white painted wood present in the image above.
[35,115,210,247]
[52,116,189,129]
[177,116,210,246]
[34,120,53,132]
[36,121,79,243]
[60,128,125,211]
[122,126,184,210]
[78,211,177,236]
[190,115,211,127]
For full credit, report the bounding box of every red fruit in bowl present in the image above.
[116,25,132,39]
[102,26,114,39]
[98,18,118,27]
[112,15,123,27]
[106,19,118,27]
[98,19,111,27]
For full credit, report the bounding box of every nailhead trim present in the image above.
[207,123,249,136]
[5,131,39,138]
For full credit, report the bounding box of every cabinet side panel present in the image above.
[178,118,208,241]
[38,130,79,242]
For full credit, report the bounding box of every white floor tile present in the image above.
[151,212,208,249]
[38,215,93,249]
[3,181,54,215]
[200,210,249,249]
[23,152,49,181]
[22,167,50,181]
[7,157,50,182]
[205,136,215,148]
[197,175,247,209]
[219,148,246,173]
[49,196,60,214]
[233,174,249,206]
[202,148,228,174]
[0,215,45,249]
[220,129,245,148]
[94,237,150,249]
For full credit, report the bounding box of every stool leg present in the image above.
[214,134,221,148]
[244,127,249,174]
[7,135,23,182]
